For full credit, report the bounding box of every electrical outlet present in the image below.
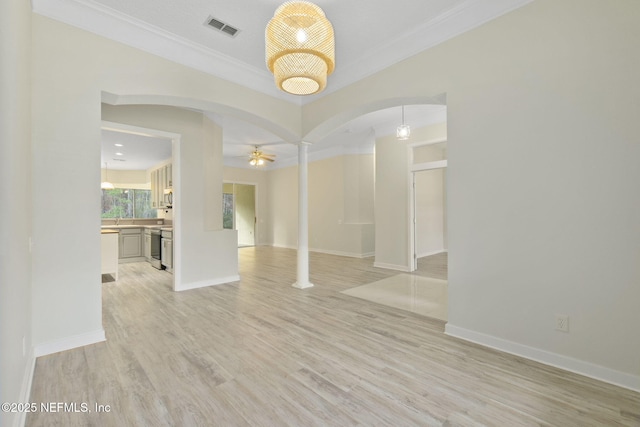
[555,314,569,332]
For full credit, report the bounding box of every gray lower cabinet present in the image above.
[119,228,143,260]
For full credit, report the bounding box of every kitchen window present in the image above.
[101,188,157,219]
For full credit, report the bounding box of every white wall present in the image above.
[0,0,33,425]
[308,0,640,389]
[415,169,445,257]
[100,169,149,189]
[22,0,640,395]
[268,165,298,248]
[30,14,295,355]
[102,105,238,290]
[414,143,447,257]
[269,154,375,258]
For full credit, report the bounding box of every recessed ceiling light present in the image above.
[115,143,123,147]
[115,152,123,156]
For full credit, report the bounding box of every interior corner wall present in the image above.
[314,0,640,387]
[308,155,374,257]
[1,0,33,424]
[268,153,375,257]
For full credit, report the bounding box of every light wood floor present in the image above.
[28,247,639,426]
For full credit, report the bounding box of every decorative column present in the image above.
[293,142,314,289]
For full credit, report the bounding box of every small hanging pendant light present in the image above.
[101,162,114,189]
[396,105,411,140]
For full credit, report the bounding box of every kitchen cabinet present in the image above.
[101,230,119,280]
[150,162,172,209]
[165,163,172,188]
[161,229,173,273]
[150,169,158,208]
[119,228,143,261]
[144,228,151,261]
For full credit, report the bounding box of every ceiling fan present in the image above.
[249,146,275,166]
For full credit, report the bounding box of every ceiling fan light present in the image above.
[266,1,335,96]
[258,158,265,166]
[249,158,257,166]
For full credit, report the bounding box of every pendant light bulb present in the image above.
[101,161,115,189]
[397,105,411,140]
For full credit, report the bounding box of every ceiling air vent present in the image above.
[205,16,240,38]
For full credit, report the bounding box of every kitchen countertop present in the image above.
[100,229,120,234]
[100,224,167,230]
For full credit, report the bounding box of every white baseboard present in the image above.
[271,244,374,259]
[373,262,411,272]
[34,329,106,358]
[15,350,36,427]
[271,243,295,250]
[175,275,240,292]
[445,324,640,393]
[417,249,448,258]
[310,248,375,259]
[118,256,146,264]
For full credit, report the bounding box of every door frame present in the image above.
[102,120,181,290]
[223,180,259,247]
[407,138,447,272]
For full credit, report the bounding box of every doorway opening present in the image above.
[100,120,181,290]
[223,183,256,247]
[409,140,447,273]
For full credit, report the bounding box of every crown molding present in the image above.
[33,0,532,105]
[31,0,299,104]
[303,0,534,103]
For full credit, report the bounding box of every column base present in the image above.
[292,281,314,289]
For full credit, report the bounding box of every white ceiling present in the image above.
[216,103,447,167]
[34,0,532,101]
[101,130,172,171]
[55,0,529,169]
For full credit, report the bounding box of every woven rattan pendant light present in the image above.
[266,1,335,95]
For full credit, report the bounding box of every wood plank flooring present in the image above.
[27,247,639,426]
